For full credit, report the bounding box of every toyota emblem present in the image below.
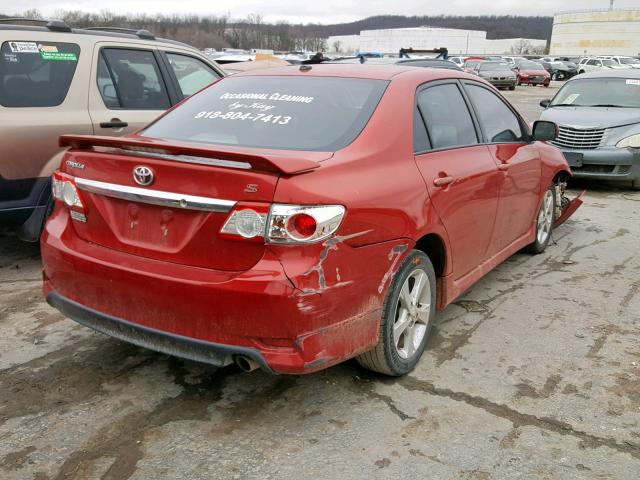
[133,166,154,186]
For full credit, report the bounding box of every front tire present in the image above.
[631,180,640,191]
[526,184,556,254]
[357,250,436,376]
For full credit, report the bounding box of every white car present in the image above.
[599,56,640,69]
[578,58,632,74]
[447,56,465,66]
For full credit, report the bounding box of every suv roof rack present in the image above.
[0,18,71,32]
[82,27,155,40]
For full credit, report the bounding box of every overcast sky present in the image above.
[9,0,640,24]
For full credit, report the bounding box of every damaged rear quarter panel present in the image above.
[268,236,414,367]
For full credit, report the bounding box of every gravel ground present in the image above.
[1,82,639,480]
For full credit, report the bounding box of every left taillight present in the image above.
[52,171,86,221]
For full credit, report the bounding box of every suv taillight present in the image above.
[221,203,345,244]
[52,172,86,220]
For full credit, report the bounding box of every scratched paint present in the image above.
[300,230,372,293]
[377,244,409,294]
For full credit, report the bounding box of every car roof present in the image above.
[232,63,468,81]
[0,23,195,50]
[571,69,640,80]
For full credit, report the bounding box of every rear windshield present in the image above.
[142,76,388,151]
[519,61,544,69]
[0,41,80,107]
[480,62,511,71]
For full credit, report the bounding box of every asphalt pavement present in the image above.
[1,82,639,480]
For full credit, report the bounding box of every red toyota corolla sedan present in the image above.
[42,65,582,376]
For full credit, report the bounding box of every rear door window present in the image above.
[142,76,388,151]
[165,53,220,98]
[417,83,478,150]
[0,41,80,107]
[99,48,170,110]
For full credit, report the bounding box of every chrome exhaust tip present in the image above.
[234,355,259,372]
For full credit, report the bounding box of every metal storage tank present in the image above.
[550,9,640,56]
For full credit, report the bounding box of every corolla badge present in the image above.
[133,166,154,186]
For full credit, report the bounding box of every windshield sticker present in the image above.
[626,79,640,86]
[38,44,59,53]
[564,93,580,104]
[3,53,18,63]
[40,51,78,62]
[8,41,39,53]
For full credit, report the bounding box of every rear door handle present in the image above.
[100,120,128,129]
[433,176,455,187]
[498,163,509,171]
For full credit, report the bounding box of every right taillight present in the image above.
[267,204,345,244]
[220,203,345,244]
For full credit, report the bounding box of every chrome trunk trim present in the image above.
[75,177,236,212]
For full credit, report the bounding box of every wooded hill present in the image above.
[2,11,552,51]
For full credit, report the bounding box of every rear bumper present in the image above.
[518,76,550,85]
[42,209,406,374]
[559,147,640,182]
[46,291,274,372]
[487,79,516,88]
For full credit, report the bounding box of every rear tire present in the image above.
[357,250,436,376]
[526,184,556,254]
[509,85,515,90]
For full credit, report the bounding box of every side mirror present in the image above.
[539,99,551,108]
[532,120,557,141]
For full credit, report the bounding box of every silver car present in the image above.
[473,61,516,90]
[539,70,640,190]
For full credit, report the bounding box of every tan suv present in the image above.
[0,20,225,240]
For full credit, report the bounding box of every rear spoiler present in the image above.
[59,135,323,175]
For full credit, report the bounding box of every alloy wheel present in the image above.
[393,269,431,359]
[536,189,554,244]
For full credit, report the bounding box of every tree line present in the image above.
[3,10,552,52]
[3,10,327,51]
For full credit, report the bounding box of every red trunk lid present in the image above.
[58,135,327,271]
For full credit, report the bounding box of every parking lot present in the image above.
[1,82,639,480]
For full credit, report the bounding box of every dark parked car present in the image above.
[538,60,577,80]
[328,57,462,71]
[539,70,640,189]
[395,58,462,70]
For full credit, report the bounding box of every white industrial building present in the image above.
[326,27,547,55]
[550,9,640,56]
